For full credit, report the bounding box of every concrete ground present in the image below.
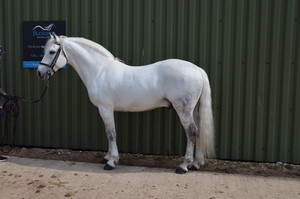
[0,157,299,199]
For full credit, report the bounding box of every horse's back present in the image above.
[123,58,204,91]
[127,59,204,85]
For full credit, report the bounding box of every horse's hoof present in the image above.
[175,167,187,174]
[189,165,199,171]
[104,164,114,170]
[101,158,109,164]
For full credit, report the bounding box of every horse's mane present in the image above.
[72,37,115,60]
[45,36,117,61]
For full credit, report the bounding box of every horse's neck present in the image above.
[63,38,114,86]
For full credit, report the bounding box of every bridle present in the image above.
[39,43,68,74]
[34,41,68,103]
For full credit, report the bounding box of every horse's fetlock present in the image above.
[191,161,200,170]
[107,159,116,168]
[185,157,193,164]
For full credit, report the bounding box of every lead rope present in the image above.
[32,80,50,103]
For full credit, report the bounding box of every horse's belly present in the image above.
[114,97,170,112]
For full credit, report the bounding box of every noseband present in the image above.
[40,44,68,74]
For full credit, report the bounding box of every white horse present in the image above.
[37,33,215,174]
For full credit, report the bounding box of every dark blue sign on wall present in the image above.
[23,21,66,68]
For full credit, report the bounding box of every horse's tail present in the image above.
[198,71,215,159]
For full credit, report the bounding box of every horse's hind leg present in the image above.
[191,103,204,170]
[98,107,119,170]
[175,111,198,174]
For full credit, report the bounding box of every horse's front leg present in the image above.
[98,107,119,170]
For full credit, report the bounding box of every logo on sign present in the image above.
[32,23,56,38]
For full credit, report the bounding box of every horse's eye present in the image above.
[49,51,55,55]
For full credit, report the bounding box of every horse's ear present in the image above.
[53,33,57,41]
[52,33,60,45]
[49,33,54,39]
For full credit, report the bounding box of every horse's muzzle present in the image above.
[37,66,52,80]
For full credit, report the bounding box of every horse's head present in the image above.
[37,33,68,80]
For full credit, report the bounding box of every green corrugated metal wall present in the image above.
[0,0,299,164]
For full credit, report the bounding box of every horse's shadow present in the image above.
[6,156,174,174]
